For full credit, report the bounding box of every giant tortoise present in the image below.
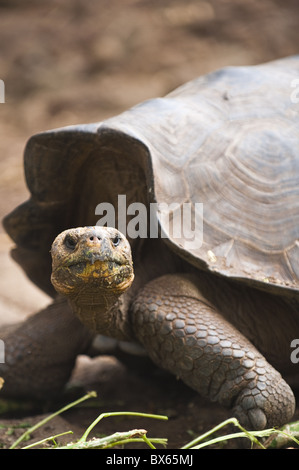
[1,56,299,431]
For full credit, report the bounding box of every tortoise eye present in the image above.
[64,234,77,250]
[112,235,121,247]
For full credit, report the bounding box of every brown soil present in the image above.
[0,0,299,449]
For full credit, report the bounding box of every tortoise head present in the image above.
[50,226,134,298]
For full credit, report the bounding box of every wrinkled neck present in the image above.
[68,287,133,341]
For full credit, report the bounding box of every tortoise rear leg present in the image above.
[131,274,295,430]
[0,298,93,399]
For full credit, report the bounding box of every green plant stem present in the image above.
[79,411,168,443]
[10,391,97,449]
[58,429,167,449]
[263,421,299,448]
[22,431,74,449]
[182,417,275,449]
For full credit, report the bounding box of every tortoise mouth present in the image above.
[66,255,123,270]
[67,257,134,288]
[53,256,134,293]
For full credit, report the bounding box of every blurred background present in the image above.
[0,0,298,341]
[0,0,299,447]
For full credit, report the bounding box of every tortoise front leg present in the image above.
[131,274,295,430]
[0,298,93,399]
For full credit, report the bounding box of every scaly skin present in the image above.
[131,274,295,430]
[0,298,92,399]
[0,226,295,428]
[50,226,295,430]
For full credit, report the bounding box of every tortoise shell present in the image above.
[4,55,299,298]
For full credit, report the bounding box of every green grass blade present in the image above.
[10,390,97,449]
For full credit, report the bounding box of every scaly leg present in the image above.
[0,297,93,399]
[131,274,295,430]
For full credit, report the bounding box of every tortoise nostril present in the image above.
[89,236,101,242]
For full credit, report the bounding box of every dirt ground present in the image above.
[0,0,299,449]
